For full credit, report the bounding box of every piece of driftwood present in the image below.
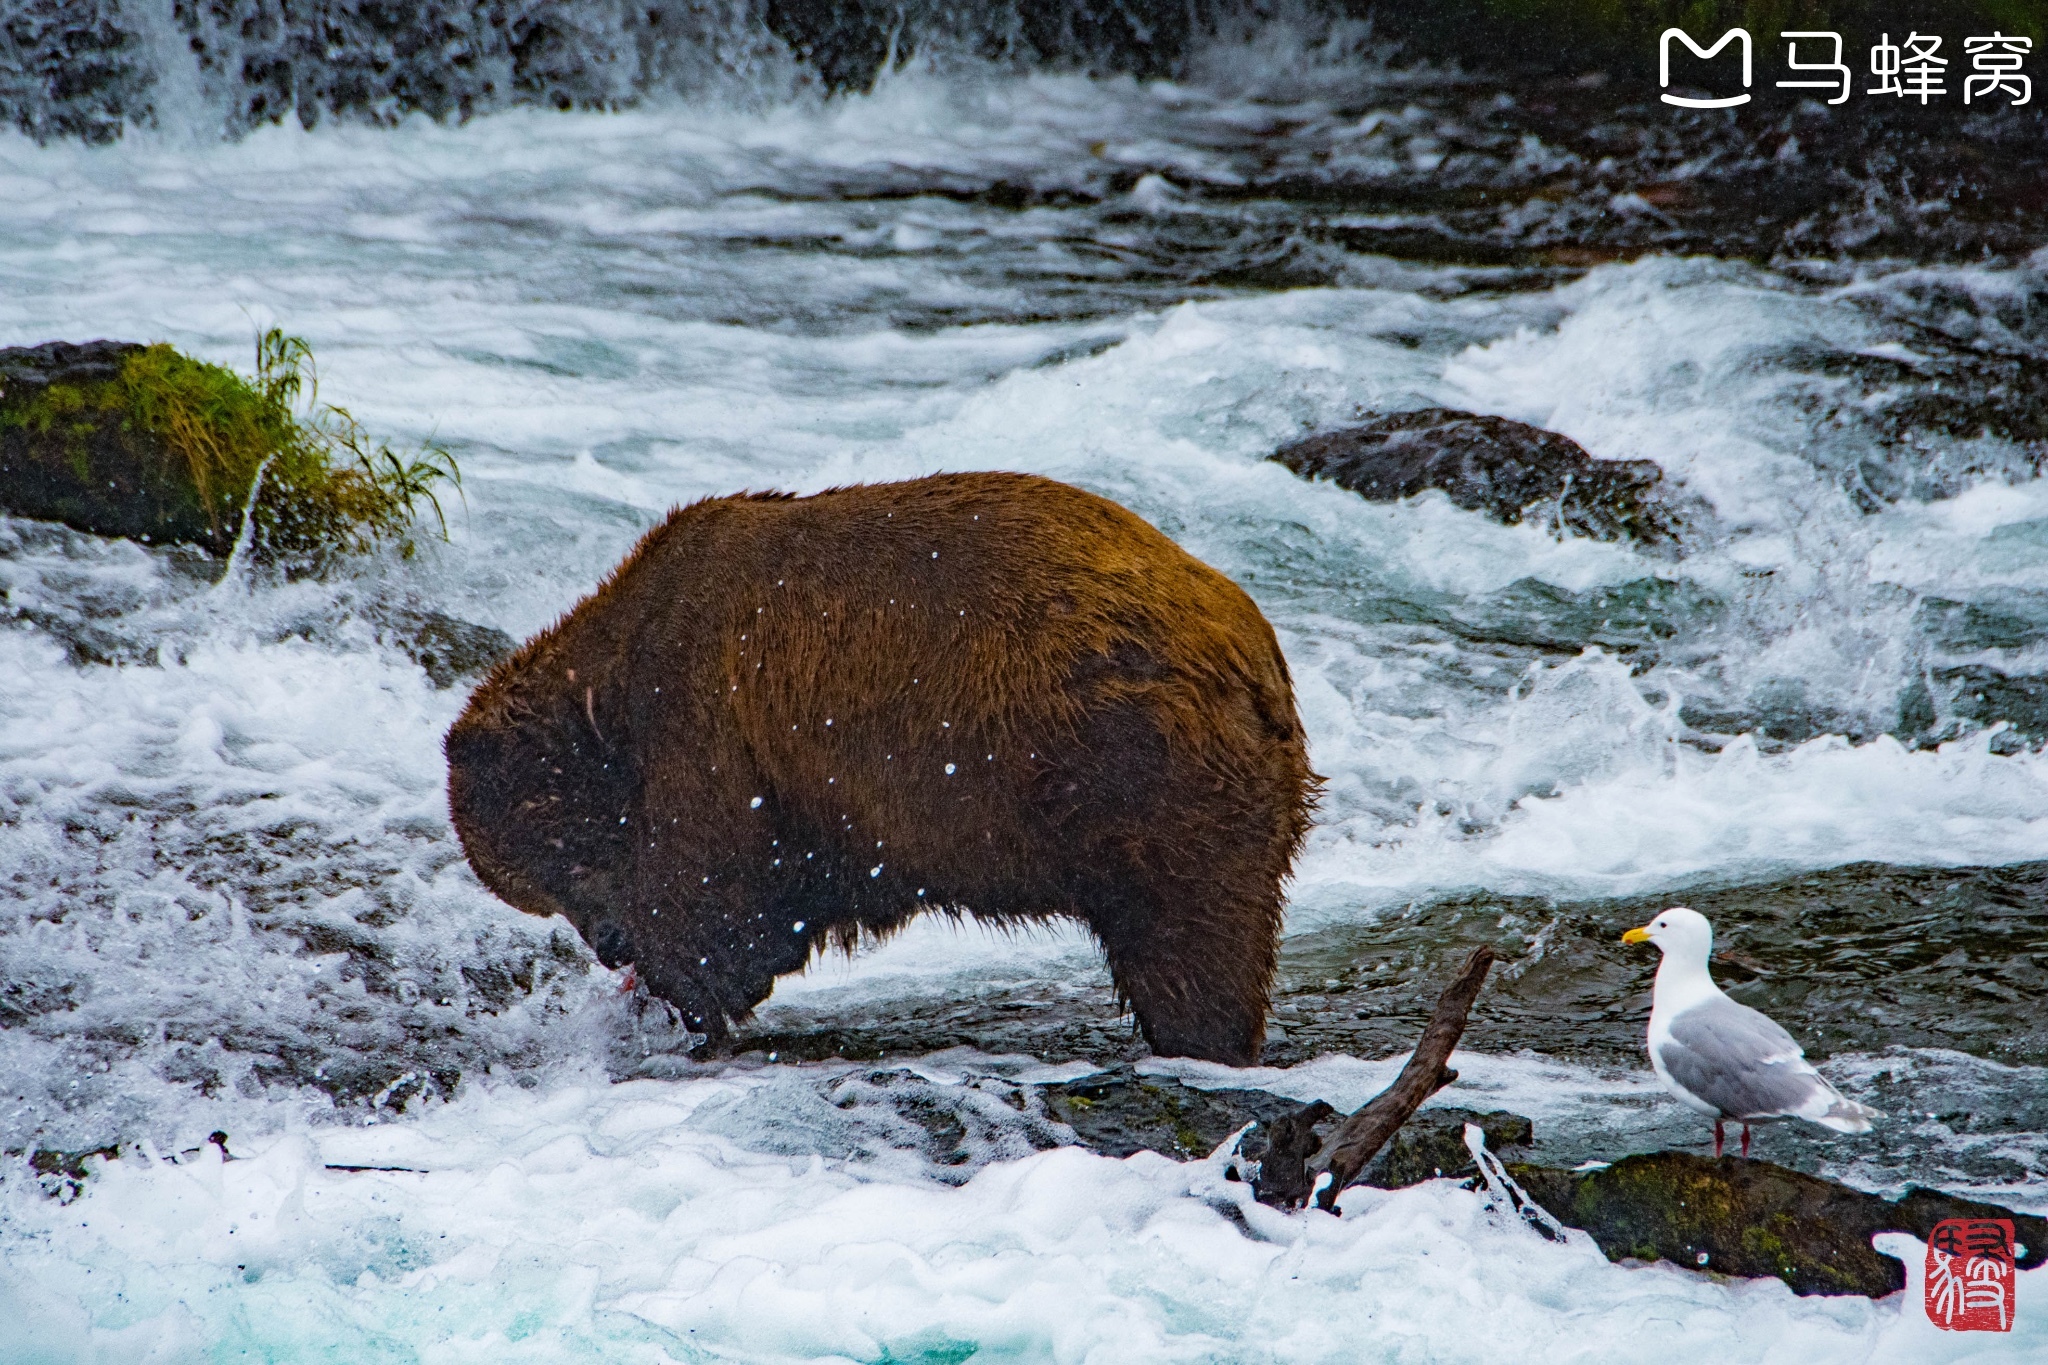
[1243,1100,1336,1207]
[1259,945,1495,1212]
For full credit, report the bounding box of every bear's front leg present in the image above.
[1085,873,1278,1066]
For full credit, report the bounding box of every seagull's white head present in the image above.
[1621,906,1713,965]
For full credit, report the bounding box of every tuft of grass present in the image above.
[118,329,460,561]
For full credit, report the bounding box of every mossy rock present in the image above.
[1510,1151,2048,1296]
[0,341,209,548]
[0,335,454,565]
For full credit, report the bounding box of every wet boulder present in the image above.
[1035,1071,1339,1208]
[1038,1069,1532,1192]
[1271,408,1690,548]
[365,604,516,688]
[0,340,202,547]
[1247,1103,1535,1209]
[0,334,455,564]
[1359,1107,1532,1189]
[1040,1068,1308,1162]
[1510,1151,2048,1297]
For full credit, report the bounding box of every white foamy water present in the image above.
[6,1070,2043,1364]
[3,66,2046,1359]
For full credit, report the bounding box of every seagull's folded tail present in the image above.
[1801,1088,1880,1133]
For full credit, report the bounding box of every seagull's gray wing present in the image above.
[1658,994,1827,1121]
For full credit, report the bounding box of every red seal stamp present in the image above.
[1925,1218,2016,1332]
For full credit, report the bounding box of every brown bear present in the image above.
[445,471,1318,1064]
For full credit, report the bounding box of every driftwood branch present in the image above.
[1244,1100,1336,1208]
[1311,944,1495,1211]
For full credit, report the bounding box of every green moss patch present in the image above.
[0,331,457,564]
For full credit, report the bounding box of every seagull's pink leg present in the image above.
[1713,1118,1724,1158]
[1740,1124,1751,1159]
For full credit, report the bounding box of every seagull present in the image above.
[1622,907,1877,1158]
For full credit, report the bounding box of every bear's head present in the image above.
[444,665,640,966]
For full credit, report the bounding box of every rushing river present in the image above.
[2,15,2047,1361]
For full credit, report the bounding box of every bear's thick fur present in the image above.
[445,472,1318,1064]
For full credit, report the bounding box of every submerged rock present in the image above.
[1511,1151,2048,1297]
[1244,1103,1535,1209]
[819,1068,1071,1177]
[1360,1107,1532,1189]
[22,1143,121,1202]
[1039,1069,1532,1190]
[365,604,515,687]
[1040,1067,1305,1161]
[1271,409,1691,549]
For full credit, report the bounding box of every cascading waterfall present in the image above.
[0,0,1265,140]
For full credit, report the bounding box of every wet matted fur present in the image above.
[445,472,1318,1063]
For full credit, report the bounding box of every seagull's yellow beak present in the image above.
[1621,927,1652,944]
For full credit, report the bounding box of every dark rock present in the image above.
[1359,1107,1532,1190]
[1040,1067,1306,1162]
[21,1143,121,1201]
[0,339,139,391]
[365,605,515,687]
[1271,409,1691,549]
[1036,1068,1540,1209]
[1510,1151,2048,1297]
